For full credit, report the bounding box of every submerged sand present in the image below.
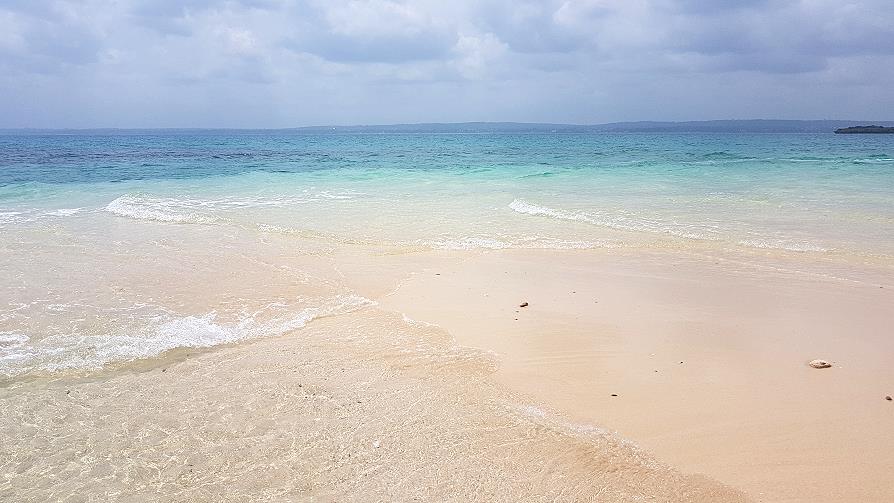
[2,245,892,502]
[1,308,743,502]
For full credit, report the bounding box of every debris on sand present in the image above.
[519,302,529,308]
[808,359,832,369]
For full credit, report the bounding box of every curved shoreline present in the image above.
[0,307,746,502]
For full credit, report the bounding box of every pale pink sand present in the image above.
[376,248,894,502]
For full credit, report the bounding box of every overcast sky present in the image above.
[1,0,893,128]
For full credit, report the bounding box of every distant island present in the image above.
[7,120,894,135]
[834,125,894,134]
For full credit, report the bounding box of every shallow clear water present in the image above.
[1,131,892,378]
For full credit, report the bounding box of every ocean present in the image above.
[2,131,893,379]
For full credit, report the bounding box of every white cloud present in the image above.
[217,26,258,56]
[320,0,431,37]
[453,32,508,79]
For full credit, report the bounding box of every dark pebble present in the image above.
[886,396,892,401]
[519,302,529,307]
[610,394,618,397]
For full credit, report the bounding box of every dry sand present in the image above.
[375,248,894,502]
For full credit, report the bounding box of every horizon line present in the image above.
[2,118,893,132]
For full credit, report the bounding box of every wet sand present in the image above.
[376,248,894,502]
[0,308,744,502]
[2,245,891,502]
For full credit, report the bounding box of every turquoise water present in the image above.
[1,131,893,378]
[3,132,893,253]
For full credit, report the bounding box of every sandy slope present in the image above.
[0,308,744,502]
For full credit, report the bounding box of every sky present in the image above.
[1,0,893,128]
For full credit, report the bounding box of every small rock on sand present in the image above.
[809,359,832,369]
[519,302,528,308]
[886,396,892,401]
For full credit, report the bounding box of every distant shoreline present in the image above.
[834,125,894,134]
[4,119,894,135]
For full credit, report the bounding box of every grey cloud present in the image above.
[472,2,586,54]
[280,1,456,63]
[0,4,104,74]
[671,0,779,15]
[129,0,228,35]
[290,33,453,63]
[1,0,893,127]
[129,0,281,35]
[657,0,894,73]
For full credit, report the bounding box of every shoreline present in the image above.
[0,301,746,502]
[2,245,892,501]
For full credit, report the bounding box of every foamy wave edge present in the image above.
[0,294,375,379]
[105,194,224,224]
[104,190,364,225]
[420,236,613,251]
[737,239,829,253]
[508,199,720,241]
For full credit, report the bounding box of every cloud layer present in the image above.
[1,0,893,127]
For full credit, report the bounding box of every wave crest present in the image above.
[105,194,224,224]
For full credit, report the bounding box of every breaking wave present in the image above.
[509,199,830,253]
[0,294,375,379]
[104,190,363,225]
[508,199,721,241]
[105,194,226,224]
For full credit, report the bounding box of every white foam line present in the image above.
[509,199,721,241]
[0,294,376,378]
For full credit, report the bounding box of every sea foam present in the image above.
[0,294,375,378]
[44,207,84,217]
[420,236,611,251]
[104,190,362,225]
[509,199,720,241]
[105,194,225,224]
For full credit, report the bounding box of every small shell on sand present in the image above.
[808,359,832,369]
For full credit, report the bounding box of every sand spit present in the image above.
[0,309,745,503]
